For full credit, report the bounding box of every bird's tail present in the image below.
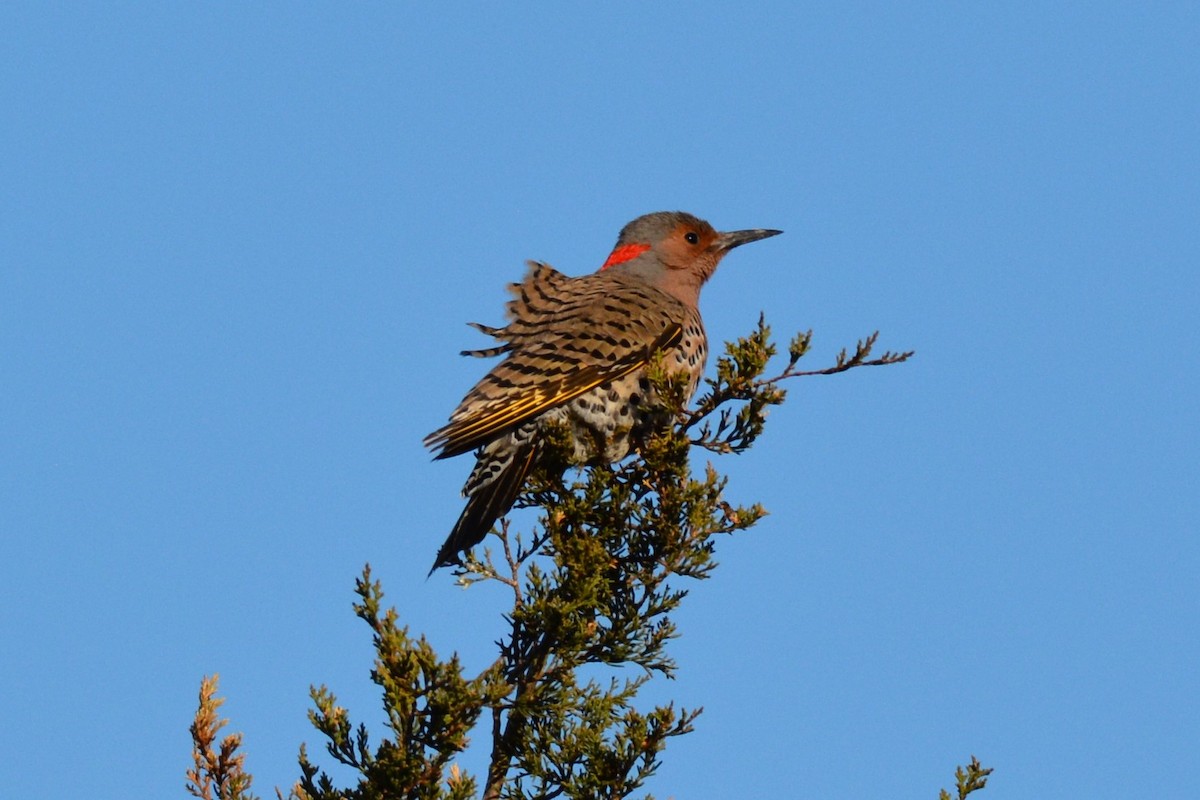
[429,433,540,575]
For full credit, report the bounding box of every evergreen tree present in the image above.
[187,321,988,799]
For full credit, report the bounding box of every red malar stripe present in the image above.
[601,242,650,270]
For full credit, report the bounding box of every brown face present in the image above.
[657,220,722,272]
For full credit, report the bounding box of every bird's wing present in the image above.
[459,262,573,358]
[424,265,686,459]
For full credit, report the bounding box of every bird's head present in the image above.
[601,211,782,304]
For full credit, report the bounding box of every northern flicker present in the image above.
[424,211,781,572]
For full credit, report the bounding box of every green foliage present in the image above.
[686,315,911,454]
[939,756,993,800]
[470,409,762,797]
[292,568,506,799]
[185,321,964,800]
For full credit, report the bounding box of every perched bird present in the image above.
[424,211,781,572]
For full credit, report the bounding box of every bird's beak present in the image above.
[716,228,784,252]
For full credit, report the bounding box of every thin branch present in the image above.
[773,331,914,379]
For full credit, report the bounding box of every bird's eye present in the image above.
[685,232,699,244]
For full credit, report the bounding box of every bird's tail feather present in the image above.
[429,439,539,574]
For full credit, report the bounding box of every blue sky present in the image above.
[2,3,1197,798]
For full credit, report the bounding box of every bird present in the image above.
[424,211,781,572]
